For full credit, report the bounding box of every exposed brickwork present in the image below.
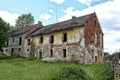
[85,13,103,47]
[26,22,43,37]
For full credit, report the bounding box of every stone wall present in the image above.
[4,34,27,57]
[32,26,102,64]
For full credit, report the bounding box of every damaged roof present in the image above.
[10,23,41,36]
[11,26,32,36]
[31,13,94,36]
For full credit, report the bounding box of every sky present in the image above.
[0,0,120,54]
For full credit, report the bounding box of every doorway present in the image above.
[11,48,14,56]
[39,50,42,59]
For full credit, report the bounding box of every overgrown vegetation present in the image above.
[0,17,10,52]
[52,67,88,80]
[104,52,110,57]
[0,54,113,80]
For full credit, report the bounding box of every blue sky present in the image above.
[0,0,120,54]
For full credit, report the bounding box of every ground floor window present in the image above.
[50,49,53,57]
[11,48,14,56]
[95,56,97,61]
[98,51,100,59]
[18,48,21,52]
[91,49,94,59]
[6,49,8,52]
[27,49,29,51]
[63,49,66,58]
[39,50,42,59]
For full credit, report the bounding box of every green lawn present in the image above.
[0,54,113,80]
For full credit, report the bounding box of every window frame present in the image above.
[63,49,66,58]
[40,36,43,43]
[62,32,67,42]
[27,39,31,45]
[18,48,21,52]
[50,49,53,57]
[19,37,22,45]
[49,35,54,43]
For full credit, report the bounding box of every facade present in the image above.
[4,12,104,64]
[4,22,42,57]
[31,12,103,64]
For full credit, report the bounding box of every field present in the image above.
[0,54,113,80]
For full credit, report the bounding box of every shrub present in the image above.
[52,67,88,80]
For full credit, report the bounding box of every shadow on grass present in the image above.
[0,54,12,60]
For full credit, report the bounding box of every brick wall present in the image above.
[84,13,104,63]
[84,13,103,47]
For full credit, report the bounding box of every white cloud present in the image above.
[0,10,19,26]
[58,7,81,21]
[103,29,120,42]
[49,9,54,13]
[39,13,52,20]
[103,29,120,53]
[50,0,64,5]
[59,0,120,53]
[76,0,100,6]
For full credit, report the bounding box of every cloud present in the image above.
[49,9,54,13]
[76,0,100,6]
[50,0,64,5]
[103,29,120,42]
[39,13,52,20]
[59,0,120,53]
[0,10,19,26]
[58,7,81,21]
[103,29,120,53]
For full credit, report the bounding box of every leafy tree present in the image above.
[0,17,10,52]
[15,13,34,29]
[104,52,110,57]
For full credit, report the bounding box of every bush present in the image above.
[0,54,11,60]
[52,67,88,80]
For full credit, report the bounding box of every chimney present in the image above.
[37,21,43,29]
[72,16,76,20]
[38,21,42,25]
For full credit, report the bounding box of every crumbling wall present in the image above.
[4,34,26,57]
[33,27,88,63]
[84,13,104,63]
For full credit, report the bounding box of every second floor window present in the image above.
[97,36,100,45]
[49,35,54,43]
[94,20,97,26]
[19,37,22,45]
[7,41,9,46]
[27,39,31,45]
[40,36,43,43]
[13,38,15,43]
[62,33,67,42]
[91,34,94,41]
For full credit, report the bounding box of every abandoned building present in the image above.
[4,12,104,64]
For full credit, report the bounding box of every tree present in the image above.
[15,13,34,29]
[0,17,10,52]
[104,52,110,57]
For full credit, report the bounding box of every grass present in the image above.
[0,54,113,80]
